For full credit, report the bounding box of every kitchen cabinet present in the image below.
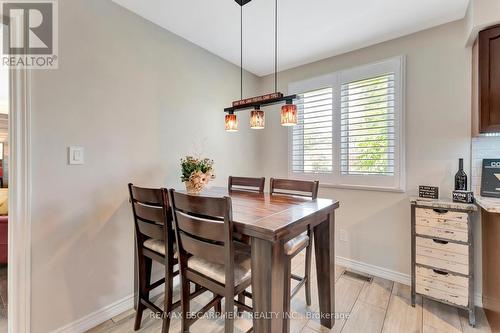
[478,198,500,332]
[475,25,500,134]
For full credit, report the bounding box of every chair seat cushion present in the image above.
[187,243,251,285]
[143,238,177,258]
[285,232,309,256]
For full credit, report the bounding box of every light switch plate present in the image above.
[68,146,84,165]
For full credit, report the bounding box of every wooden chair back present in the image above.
[169,190,235,284]
[270,178,319,199]
[228,176,265,193]
[128,184,173,251]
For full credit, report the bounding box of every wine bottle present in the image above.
[454,158,467,191]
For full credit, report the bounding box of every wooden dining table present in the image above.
[198,187,340,333]
[134,186,340,332]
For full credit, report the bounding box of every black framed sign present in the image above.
[481,159,500,198]
[419,186,439,199]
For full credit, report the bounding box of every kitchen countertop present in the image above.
[409,197,477,211]
[475,196,500,214]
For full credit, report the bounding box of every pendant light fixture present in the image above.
[280,102,297,126]
[248,1,265,130]
[225,113,239,131]
[225,4,244,132]
[273,0,297,127]
[250,107,265,129]
[224,0,298,130]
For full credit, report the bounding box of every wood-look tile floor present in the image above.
[87,253,491,333]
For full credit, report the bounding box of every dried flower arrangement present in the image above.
[180,156,215,194]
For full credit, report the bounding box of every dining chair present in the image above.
[169,189,253,333]
[228,176,265,313]
[128,184,206,333]
[228,176,265,193]
[269,178,319,329]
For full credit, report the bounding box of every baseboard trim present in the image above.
[51,287,164,333]
[336,256,411,285]
[52,257,484,332]
[336,256,483,307]
[51,294,134,333]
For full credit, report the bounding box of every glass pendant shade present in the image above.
[225,114,238,132]
[280,104,297,126]
[250,109,265,129]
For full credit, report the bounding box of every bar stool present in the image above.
[228,176,265,193]
[169,190,254,333]
[270,178,319,332]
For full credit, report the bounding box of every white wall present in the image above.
[465,0,500,44]
[257,20,473,285]
[29,0,261,332]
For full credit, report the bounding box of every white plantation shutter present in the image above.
[340,74,395,176]
[289,56,405,191]
[292,88,333,173]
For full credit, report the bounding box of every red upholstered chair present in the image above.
[0,186,7,264]
[0,216,7,264]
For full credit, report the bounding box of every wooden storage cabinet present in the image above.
[410,198,477,326]
[476,25,500,133]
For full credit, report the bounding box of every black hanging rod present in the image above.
[224,94,298,113]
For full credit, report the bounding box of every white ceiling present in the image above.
[112,0,470,77]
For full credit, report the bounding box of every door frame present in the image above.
[8,67,31,333]
[2,17,32,333]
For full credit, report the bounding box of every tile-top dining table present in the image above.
[194,187,340,333]
[133,186,340,332]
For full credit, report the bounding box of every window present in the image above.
[292,88,333,173]
[340,74,395,176]
[288,57,405,191]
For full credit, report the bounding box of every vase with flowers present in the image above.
[181,156,215,195]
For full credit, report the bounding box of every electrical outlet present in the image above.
[340,229,349,242]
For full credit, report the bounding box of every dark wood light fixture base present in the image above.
[225,93,298,113]
[234,0,252,6]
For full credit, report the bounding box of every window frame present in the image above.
[288,56,406,192]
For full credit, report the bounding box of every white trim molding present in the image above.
[336,256,483,307]
[336,256,410,285]
[51,287,164,333]
[51,294,134,333]
[8,67,32,333]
